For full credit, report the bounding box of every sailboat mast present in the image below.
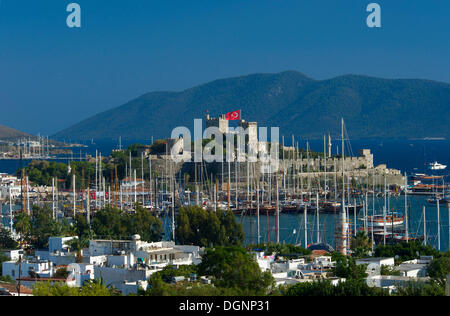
[134,169,137,205]
[437,199,441,251]
[172,176,175,241]
[423,206,427,246]
[52,177,55,219]
[316,192,320,243]
[340,118,347,255]
[9,188,13,232]
[383,176,387,246]
[257,181,260,244]
[404,172,409,242]
[276,179,280,243]
[304,203,308,248]
[149,157,152,208]
[73,174,76,218]
[141,153,145,205]
[87,187,90,226]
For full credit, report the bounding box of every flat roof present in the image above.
[356,257,394,262]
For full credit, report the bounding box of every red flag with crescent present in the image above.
[226,110,241,120]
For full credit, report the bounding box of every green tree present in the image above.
[13,212,31,241]
[91,205,162,241]
[128,205,163,242]
[33,282,79,296]
[54,268,70,279]
[394,281,445,296]
[281,279,388,296]
[252,243,311,257]
[21,160,68,186]
[374,241,440,262]
[141,273,239,296]
[0,275,14,283]
[380,265,401,276]
[198,246,274,295]
[332,252,367,280]
[0,252,10,275]
[79,280,118,296]
[151,265,199,283]
[427,255,450,287]
[0,227,18,249]
[13,206,75,248]
[176,207,244,247]
[32,280,117,296]
[65,238,89,263]
[351,231,372,258]
[73,214,92,240]
[31,205,74,248]
[143,273,176,296]
[91,206,127,239]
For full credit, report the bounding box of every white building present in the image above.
[254,252,276,272]
[88,235,202,294]
[356,257,395,267]
[394,258,432,278]
[2,249,23,261]
[2,258,53,280]
[67,263,95,287]
[356,257,395,276]
[36,236,80,266]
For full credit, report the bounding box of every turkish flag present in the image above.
[226,110,241,120]
[90,192,96,200]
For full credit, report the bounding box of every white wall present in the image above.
[2,260,53,280]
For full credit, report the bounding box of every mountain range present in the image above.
[54,71,450,141]
[0,125,35,141]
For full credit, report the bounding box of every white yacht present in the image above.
[428,161,447,170]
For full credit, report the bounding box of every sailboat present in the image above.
[427,195,450,207]
[366,213,404,228]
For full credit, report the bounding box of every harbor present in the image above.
[1,116,449,253]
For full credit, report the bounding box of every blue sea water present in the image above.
[238,195,450,251]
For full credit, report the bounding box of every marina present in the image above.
[1,118,449,253]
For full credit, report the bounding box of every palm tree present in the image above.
[13,212,31,243]
[351,231,372,257]
[65,238,89,263]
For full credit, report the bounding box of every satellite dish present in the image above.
[367,263,380,276]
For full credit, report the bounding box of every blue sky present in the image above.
[0,0,449,135]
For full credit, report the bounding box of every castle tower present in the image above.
[206,114,229,134]
[239,120,258,157]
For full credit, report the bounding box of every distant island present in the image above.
[0,125,35,141]
[50,71,450,140]
[0,125,86,159]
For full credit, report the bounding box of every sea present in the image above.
[1,138,449,251]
